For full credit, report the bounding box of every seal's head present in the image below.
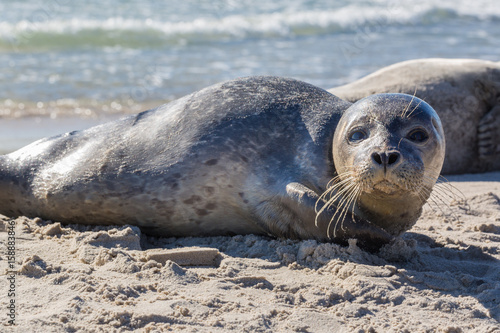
[331,93,445,236]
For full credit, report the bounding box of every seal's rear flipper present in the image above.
[478,102,500,159]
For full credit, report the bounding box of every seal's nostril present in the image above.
[372,152,400,166]
[387,152,400,165]
[372,152,383,165]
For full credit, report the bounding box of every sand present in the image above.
[1,172,499,332]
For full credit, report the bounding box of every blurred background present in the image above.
[1,0,499,153]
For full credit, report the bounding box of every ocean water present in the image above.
[1,0,500,152]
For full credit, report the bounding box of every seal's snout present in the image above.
[367,149,406,194]
[371,151,401,168]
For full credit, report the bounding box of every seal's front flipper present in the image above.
[283,182,393,252]
[478,101,500,159]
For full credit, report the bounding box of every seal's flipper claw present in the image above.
[333,217,394,253]
[478,104,500,158]
[347,226,394,253]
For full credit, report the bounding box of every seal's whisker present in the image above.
[422,174,467,208]
[431,182,463,203]
[315,175,356,227]
[327,182,359,238]
[406,99,424,119]
[315,174,353,213]
[326,176,341,188]
[350,185,362,227]
[425,194,457,220]
[331,184,357,229]
[338,183,361,233]
[419,178,464,221]
[416,187,432,206]
[322,179,358,235]
[315,182,338,219]
[323,181,357,215]
[417,188,444,217]
[436,175,468,203]
[324,172,355,191]
[401,91,417,118]
[322,172,352,191]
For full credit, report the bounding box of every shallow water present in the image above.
[1,0,500,152]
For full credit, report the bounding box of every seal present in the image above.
[329,58,500,174]
[0,76,445,251]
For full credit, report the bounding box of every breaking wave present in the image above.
[1,3,498,51]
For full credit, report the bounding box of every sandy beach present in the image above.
[1,171,499,332]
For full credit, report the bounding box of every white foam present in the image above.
[1,1,499,44]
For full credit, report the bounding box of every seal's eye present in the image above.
[348,130,367,143]
[407,129,429,143]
